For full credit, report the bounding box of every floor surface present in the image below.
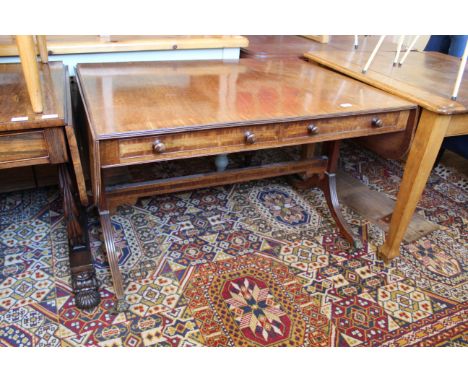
[0,143,466,346]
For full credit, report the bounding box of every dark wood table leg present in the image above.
[290,141,359,248]
[58,164,100,309]
[99,210,128,313]
[319,140,361,248]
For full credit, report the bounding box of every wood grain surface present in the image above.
[0,61,65,130]
[0,35,249,56]
[242,35,408,59]
[76,59,415,140]
[305,50,468,114]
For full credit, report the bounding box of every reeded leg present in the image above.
[319,140,359,247]
[99,210,128,313]
[380,110,450,261]
[58,164,100,309]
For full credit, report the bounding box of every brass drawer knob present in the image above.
[245,131,256,144]
[153,140,166,153]
[307,124,319,134]
[372,117,383,128]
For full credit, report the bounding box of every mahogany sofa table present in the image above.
[76,59,416,311]
[304,50,468,262]
[0,61,100,309]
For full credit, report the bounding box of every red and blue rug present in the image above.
[0,144,466,346]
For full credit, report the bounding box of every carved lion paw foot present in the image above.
[75,289,101,310]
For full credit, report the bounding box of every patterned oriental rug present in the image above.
[0,143,466,347]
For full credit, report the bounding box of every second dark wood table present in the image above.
[76,59,416,311]
[0,61,100,309]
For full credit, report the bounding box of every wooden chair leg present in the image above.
[36,35,48,63]
[15,35,43,113]
[380,110,450,261]
[99,210,128,313]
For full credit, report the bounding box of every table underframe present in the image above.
[92,141,359,312]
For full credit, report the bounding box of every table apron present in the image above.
[98,110,410,168]
[0,127,68,169]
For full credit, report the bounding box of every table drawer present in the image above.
[100,110,409,167]
[0,128,68,169]
[283,111,401,140]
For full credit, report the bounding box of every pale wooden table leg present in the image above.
[380,110,451,261]
[36,35,48,63]
[15,35,43,113]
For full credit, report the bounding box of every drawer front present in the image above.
[0,131,49,164]
[120,124,280,160]
[0,128,68,169]
[283,112,401,140]
[100,110,409,167]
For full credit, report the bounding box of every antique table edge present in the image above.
[85,105,416,141]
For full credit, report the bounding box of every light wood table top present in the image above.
[305,50,468,115]
[76,58,414,140]
[242,35,407,59]
[0,61,66,131]
[0,35,249,56]
[305,48,468,262]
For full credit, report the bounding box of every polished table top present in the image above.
[77,59,414,140]
[0,61,66,130]
[305,50,468,115]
